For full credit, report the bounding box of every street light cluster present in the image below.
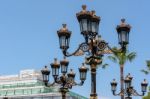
[40,5,148,99]
[41,57,88,99]
[56,5,133,99]
[111,73,148,99]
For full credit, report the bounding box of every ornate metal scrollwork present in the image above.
[88,32,97,39]
[97,41,107,51]
[79,43,89,52]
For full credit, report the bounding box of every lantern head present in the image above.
[111,79,117,94]
[51,58,60,80]
[141,79,148,93]
[60,57,69,74]
[79,63,88,81]
[67,69,76,82]
[57,24,71,50]
[116,19,131,47]
[41,66,50,86]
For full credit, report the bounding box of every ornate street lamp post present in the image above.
[57,5,131,99]
[41,57,88,99]
[111,73,148,99]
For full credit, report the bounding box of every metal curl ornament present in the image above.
[80,43,89,52]
[97,41,107,51]
[88,32,97,39]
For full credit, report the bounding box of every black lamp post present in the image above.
[111,73,148,99]
[41,57,88,99]
[56,5,132,99]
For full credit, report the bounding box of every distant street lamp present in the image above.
[57,5,131,99]
[41,57,88,99]
[111,73,148,99]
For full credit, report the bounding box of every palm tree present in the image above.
[108,47,136,99]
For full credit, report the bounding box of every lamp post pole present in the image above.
[57,5,132,99]
[41,57,88,99]
[60,87,68,99]
[91,65,97,98]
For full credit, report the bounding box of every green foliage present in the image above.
[141,69,149,75]
[141,61,150,75]
[101,63,109,69]
[108,47,136,65]
[143,91,150,99]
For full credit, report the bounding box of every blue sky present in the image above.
[0,0,150,99]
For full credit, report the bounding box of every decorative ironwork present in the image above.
[80,43,90,52]
[41,58,88,99]
[111,74,148,99]
[88,32,97,39]
[97,41,107,51]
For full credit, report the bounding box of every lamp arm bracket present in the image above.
[107,45,120,54]
[63,42,89,57]
[107,44,126,54]
[47,82,55,87]
[113,89,125,96]
[131,88,144,96]
[73,81,84,86]
[54,77,62,84]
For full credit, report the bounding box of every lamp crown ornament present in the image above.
[91,10,96,16]
[81,63,86,68]
[113,79,116,82]
[60,57,69,64]
[82,5,87,11]
[69,69,75,74]
[126,73,133,80]
[61,24,67,31]
[142,79,148,85]
[63,56,68,61]
[121,18,125,23]
[54,58,58,64]
[117,18,131,29]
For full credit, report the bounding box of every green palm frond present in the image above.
[108,46,136,65]
[141,60,150,75]
[111,47,121,58]
[146,60,150,71]
[127,52,136,62]
[101,63,109,69]
[148,66,150,70]
[141,69,149,75]
[108,56,117,63]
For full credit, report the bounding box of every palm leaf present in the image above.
[127,52,136,62]
[101,63,109,69]
[141,69,149,75]
[108,46,136,67]
[108,56,117,63]
[146,60,150,66]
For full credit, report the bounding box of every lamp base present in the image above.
[90,96,97,99]
[90,94,97,99]
[125,97,132,99]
